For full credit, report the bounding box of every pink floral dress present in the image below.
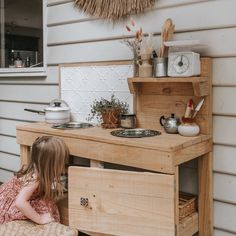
[0,176,60,224]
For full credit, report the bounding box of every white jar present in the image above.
[178,119,200,137]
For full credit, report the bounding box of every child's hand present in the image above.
[40,212,55,224]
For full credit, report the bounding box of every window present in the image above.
[0,0,45,75]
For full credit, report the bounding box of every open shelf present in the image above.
[128,76,207,83]
[128,76,209,97]
[179,212,199,236]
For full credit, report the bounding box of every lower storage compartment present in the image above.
[179,212,199,236]
[68,166,176,236]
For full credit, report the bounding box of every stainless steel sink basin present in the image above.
[111,128,161,138]
[52,122,93,129]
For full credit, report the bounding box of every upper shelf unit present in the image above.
[128,76,208,97]
[128,58,211,97]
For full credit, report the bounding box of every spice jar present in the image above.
[120,114,136,129]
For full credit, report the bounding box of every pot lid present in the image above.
[45,99,70,111]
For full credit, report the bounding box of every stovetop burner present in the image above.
[52,122,93,129]
[110,128,161,138]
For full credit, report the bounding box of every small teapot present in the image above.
[160,113,180,134]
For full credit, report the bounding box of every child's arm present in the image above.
[15,181,54,224]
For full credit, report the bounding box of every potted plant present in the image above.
[88,94,129,128]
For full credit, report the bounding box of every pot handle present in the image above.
[49,99,69,108]
[24,108,45,115]
[160,116,165,126]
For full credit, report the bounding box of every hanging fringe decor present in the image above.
[74,0,156,21]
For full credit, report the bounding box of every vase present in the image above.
[178,118,200,137]
[139,54,153,78]
[101,109,121,129]
[133,51,139,77]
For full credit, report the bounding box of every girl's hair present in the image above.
[16,136,69,200]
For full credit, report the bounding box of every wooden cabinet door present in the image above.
[68,166,175,236]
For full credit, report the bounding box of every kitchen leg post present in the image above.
[20,144,31,166]
[198,152,213,236]
[175,167,179,236]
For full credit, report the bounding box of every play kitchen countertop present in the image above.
[16,122,211,174]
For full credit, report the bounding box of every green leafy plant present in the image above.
[88,94,129,122]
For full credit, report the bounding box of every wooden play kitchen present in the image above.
[16,58,212,236]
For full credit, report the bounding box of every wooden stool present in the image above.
[0,220,78,236]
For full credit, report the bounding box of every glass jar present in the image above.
[120,114,136,129]
[133,51,139,77]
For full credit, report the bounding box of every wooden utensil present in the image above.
[158,18,175,58]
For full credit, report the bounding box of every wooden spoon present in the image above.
[159,18,174,58]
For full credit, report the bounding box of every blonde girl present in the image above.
[0,136,69,224]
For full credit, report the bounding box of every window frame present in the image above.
[0,0,47,77]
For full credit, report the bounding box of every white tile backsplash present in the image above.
[60,64,133,123]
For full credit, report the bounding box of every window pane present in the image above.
[0,0,43,68]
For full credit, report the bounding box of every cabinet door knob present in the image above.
[80,197,89,207]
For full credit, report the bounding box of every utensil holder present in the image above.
[178,117,200,137]
[154,57,168,77]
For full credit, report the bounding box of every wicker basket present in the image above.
[179,192,197,221]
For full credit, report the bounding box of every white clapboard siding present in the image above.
[214,201,236,233]
[0,67,58,84]
[0,102,46,121]
[48,0,236,45]
[213,58,236,86]
[47,0,207,26]
[214,173,236,204]
[47,2,89,26]
[0,84,59,102]
[47,27,236,65]
[47,66,60,84]
[214,145,236,174]
[213,116,236,146]
[0,119,29,136]
[0,169,14,183]
[0,136,20,155]
[214,229,236,236]
[213,88,236,116]
[0,152,20,172]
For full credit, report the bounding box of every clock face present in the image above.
[173,55,190,74]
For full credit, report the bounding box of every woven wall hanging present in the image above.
[74,0,156,21]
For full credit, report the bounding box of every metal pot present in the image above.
[160,113,180,134]
[24,99,70,124]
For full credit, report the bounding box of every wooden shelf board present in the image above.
[179,212,199,236]
[128,76,208,96]
[128,76,207,83]
[16,122,211,152]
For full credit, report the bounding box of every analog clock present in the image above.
[168,51,201,77]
